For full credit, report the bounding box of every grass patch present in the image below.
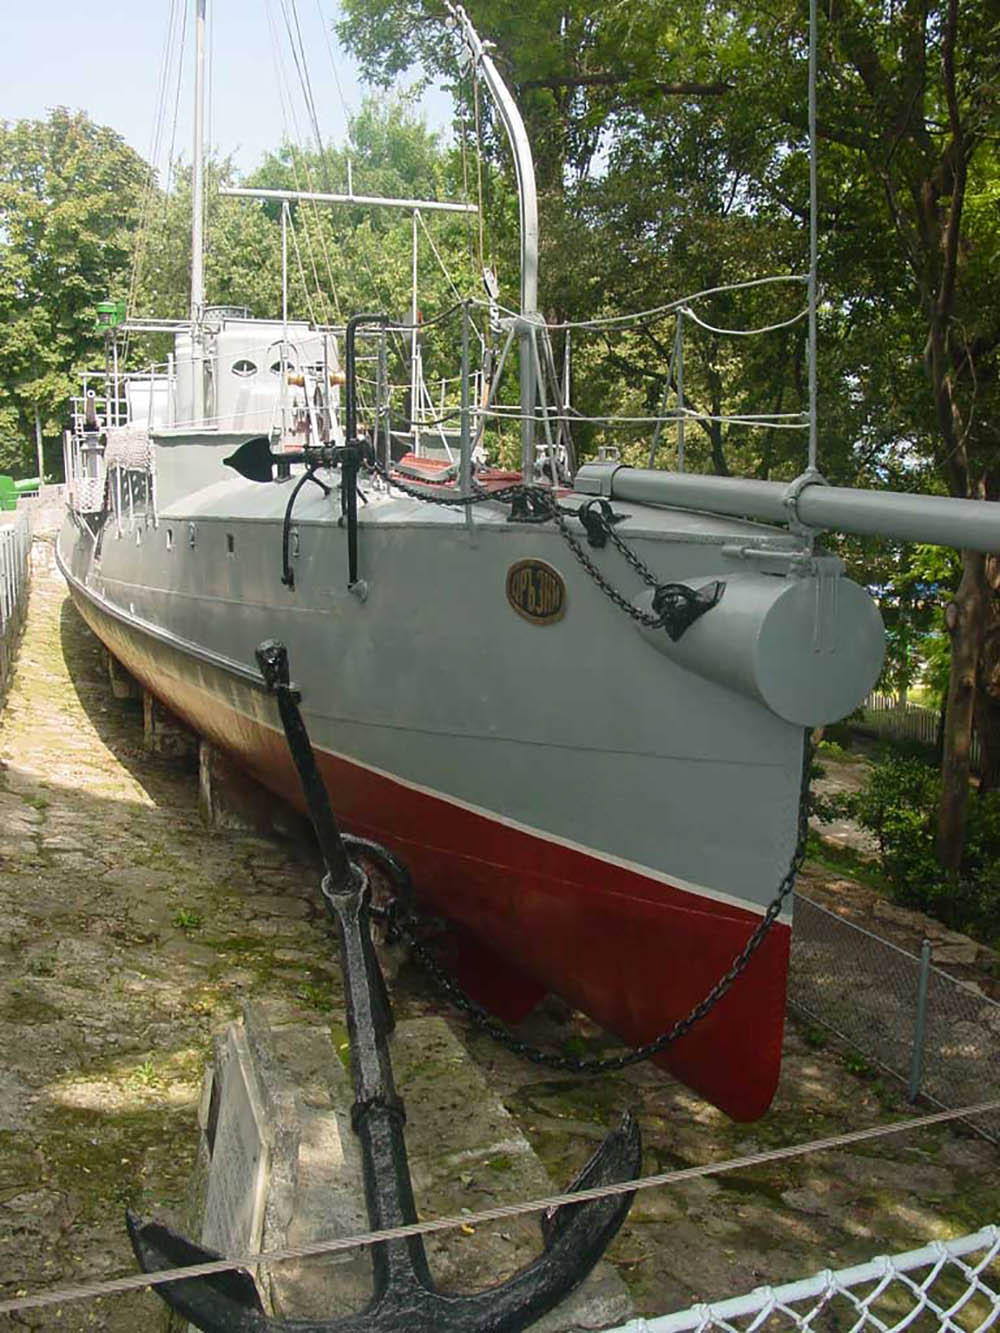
[35,1104,196,1223]
[804,833,884,891]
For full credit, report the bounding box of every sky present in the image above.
[1,0,455,178]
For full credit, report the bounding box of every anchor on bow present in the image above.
[126,639,642,1332]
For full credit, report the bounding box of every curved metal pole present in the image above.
[807,0,818,472]
[447,2,539,481]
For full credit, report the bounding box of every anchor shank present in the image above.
[325,881,434,1297]
[254,640,357,892]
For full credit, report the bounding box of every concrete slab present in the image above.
[199,1004,632,1329]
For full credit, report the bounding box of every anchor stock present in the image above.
[126,639,642,1333]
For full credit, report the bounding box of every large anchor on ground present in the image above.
[126,639,642,1332]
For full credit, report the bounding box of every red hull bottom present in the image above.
[70,589,790,1121]
[300,745,789,1121]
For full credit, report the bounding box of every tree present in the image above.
[0,110,147,477]
[792,0,1000,862]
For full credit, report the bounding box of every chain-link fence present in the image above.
[607,1225,1000,1332]
[789,893,1000,1143]
[0,510,32,702]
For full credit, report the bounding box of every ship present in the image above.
[56,0,997,1122]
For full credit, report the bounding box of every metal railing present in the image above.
[0,510,32,701]
[607,1225,999,1332]
[790,893,1000,1142]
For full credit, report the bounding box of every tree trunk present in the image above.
[33,405,44,484]
[937,550,987,869]
[975,553,1000,794]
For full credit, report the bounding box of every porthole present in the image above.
[269,360,285,375]
[232,359,257,377]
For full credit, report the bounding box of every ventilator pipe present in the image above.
[575,463,1000,554]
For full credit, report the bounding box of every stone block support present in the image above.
[142,688,198,760]
[199,739,309,840]
[106,650,140,700]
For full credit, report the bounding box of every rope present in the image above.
[164,0,189,205]
[459,79,476,280]
[289,0,325,161]
[287,209,320,326]
[477,275,808,333]
[416,207,465,303]
[473,67,488,272]
[263,0,336,325]
[480,406,809,429]
[680,304,808,337]
[387,301,467,332]
[2,1100,997,1317]
[277,0,325,159]
[263,5,344,326]
[125,0,183,352]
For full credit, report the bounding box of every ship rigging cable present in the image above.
[3,1100,998,1318]
[264,0,335,326]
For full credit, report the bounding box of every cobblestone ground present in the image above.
[1,540,996,1330]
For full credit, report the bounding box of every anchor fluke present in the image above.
[541,1108,640,1251]
[126,1106,641,1332]
[126,1210,270,1329]
[224,435,346,483]
[223,436,282,483]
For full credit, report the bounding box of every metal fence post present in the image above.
[908,937,932,1102]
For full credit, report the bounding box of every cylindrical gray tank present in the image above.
[174,330,195,430]
[635,565,886,726]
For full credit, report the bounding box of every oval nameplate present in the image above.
[506,559,567,625]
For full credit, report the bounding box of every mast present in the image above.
[447,3,540,482]
[190,0,206,424]
[411,209,420,452]
[191,0,206,322]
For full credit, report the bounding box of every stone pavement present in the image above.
[0,541,343,1328]
[0,540,996,1330]
[809,751,879,857]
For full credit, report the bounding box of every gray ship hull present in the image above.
[57,469,881,1118]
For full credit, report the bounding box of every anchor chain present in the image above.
[374,738,813,1077]
[372,465,722,638]
[352,465,811,1069]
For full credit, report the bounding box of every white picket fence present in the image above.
[861,693,982,771]
[0,510,32,699]
[608,1225,1000,1332]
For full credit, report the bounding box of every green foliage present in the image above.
[0,110,147,475]
[172,906,203,932]
[0,405,27,476]
[831,753,1000,939]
